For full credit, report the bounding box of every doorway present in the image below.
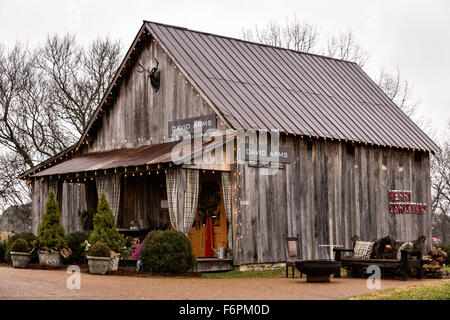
[188,171,228,258]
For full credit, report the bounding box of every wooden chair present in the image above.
[283,234,303,278]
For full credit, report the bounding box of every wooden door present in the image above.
[188,173,228,258]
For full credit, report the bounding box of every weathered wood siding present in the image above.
[235,137,432,265]
[88,37,225,152]
[31,179,86,235]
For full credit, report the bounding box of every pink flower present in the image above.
[132,231,151,260]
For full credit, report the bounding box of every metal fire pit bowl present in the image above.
[295,260,342,283]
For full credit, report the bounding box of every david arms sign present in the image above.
[241,143,292,166]
[168,115,216,136]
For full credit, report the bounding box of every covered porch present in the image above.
[28,139,237,271]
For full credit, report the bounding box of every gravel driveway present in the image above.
[0,267,443,300]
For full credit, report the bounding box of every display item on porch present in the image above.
[129,220,139,230]
[211,242,228,259]
[36,189,71,266]
[87,242,112,275]
[10,239,31,268]
[89,190,126,262]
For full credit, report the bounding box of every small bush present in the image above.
[78,210,94,231]
[64,231,91,265]
[88,242,111,257]
[4,232,37,263]
[11,239,30,253]
[440,244,450,265]
[139,230,196,274]
[0,241,7,262]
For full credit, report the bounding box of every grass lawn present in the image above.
[345,280,450,300]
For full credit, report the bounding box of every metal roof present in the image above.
[31,138,219,177]
[145,21,440,152]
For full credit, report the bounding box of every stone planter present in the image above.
[11,252,31,268]
[87,256,111,275]
[108,252,120,271]
[38,251,61,267]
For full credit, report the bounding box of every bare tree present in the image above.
[431,135,450,244]
[0,203,31,233]
[36,34,122,136]
[241,16,319,53]
[325,30,369,67]
[0,36,122,211]
[376,67,419,117]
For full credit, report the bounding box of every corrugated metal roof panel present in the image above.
[31,139,219,177]
[146,21,440,152]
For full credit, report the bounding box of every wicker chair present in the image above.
[283,234,303,278]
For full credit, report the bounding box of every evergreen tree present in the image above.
[89,190,123,253]
[38,189,66,248]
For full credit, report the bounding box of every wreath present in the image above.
[197,181,221,222]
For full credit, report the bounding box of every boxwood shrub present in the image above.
[4,232,37,263]
[89,242,111,258]
[11,239,30,253]
[139,230,196,274]
[0,240,7,262]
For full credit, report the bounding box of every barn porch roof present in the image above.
[31,138,226,178]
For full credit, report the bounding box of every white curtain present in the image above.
[95,174,121,225]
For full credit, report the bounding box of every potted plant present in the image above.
[88,190,126,271]
[36,189,71,266]
[10,239,31,268]
[86,242,111,275]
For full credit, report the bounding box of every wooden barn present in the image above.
[20,21,440,270]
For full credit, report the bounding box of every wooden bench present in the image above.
[333,235,426,281]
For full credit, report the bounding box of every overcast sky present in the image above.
[1,0,449,139]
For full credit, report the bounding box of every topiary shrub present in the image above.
[89,190,124,256]
[139,230,196,274]
[88,242,111,257]
[4,232,37,263]
[37,189,67,251]
[11,239,30,253]
[64,231,91,265]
